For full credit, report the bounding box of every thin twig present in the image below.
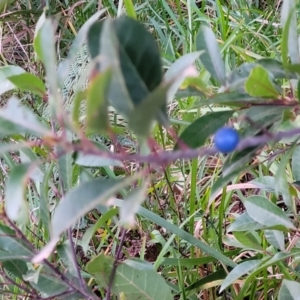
[106,228,127,300]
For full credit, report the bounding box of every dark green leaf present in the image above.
[176,110,233,149]
[2,260,28,279]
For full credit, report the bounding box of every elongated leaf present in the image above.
[86,68,112,133]
[0,65,25,94]
[245,65,280,98]
[281,0,300,65]
[227,212,266,232]
[34,14,60,114]
[220,260,261,292]
[114,16,163,96]
[0,97,50,137]
[196,25,226,84]
[34,16,57,94]
[165,52,202,102]
[5,163,32,224]
[279,279,300,300]
[127,81,171,138]
[292,145,300,180]
[176,110,233,149]
[275,144,295,207]
[244,196,295,229]
[194,91,267,108]
[233,231,263,251]
[8,73,46,96]
[0,224,33,257]
[265,230,285,251]
[57,9,107,81]
[52,173,142,239]
[94,19,133,117]
[3,259,28,280]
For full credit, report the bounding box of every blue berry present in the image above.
[214,127,239,153]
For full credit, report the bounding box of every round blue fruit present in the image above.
[214,127,239,153]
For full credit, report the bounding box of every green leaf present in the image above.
[86,69,112,133]
[57,9,107,81]
[292,145,300,181]
[244,196,295,230]
[34,15,57,93]
[165,52,202,102]
[89,19,133,117]
[245,65,280,98]
[279,280,300,300]
[75,143,122,167]
[194,91,267,107]
[113,260,173,300]
[8,73,46,96]
[176,110,233,149]
[258,58,298,79]
[39,163,53,241]
[57,241,78,275]
[0,65,25,95]
[113,16,163,96]
[220,260,261,292]
[0,224,33,257]
[127,81,170,139]
[275,144,295,207]
[227,212,266,232]
[233,231,263,251]
[196,25,226,84]
[265,230,285,251]
[281,0,300,65]
[86,254,113,287]
[88,16,163,118]
[5,163,32,225]
[51,176,140,239]
[0,97,49,137]
[124,0,137,19]
[29,266,70,297]
[2,259,28,280]
[57,151,73,193]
